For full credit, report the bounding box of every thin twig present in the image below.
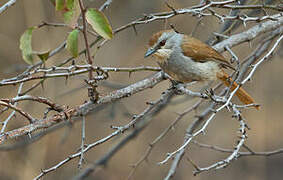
[99,0,113,11]
[163,28,283,180]
[1,83,24,133]
[127,99,203,180]
[1,95,64,112]
[0,100,35,123]
[194,141,283,157]
[34,88,175,180]
[193,106,248,175]
[0,72,165,144]
[0,66,160,86]
[0,0,16,15]
[78,116,86,169]
[78,0,93,81]
[73,88,176,180]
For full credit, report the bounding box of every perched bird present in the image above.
[145,30,258,109]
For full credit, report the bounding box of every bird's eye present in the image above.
[159,40,166,46]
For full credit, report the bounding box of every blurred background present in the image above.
[0,0,282,180]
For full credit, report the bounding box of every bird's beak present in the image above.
[144,47,157,58]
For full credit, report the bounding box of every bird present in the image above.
[144,29,259,109]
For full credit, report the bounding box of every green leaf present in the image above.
[56,0,65,11]
[86,8,113,40]
[19,27,35,65]
[64,0,80,27]
[64,11,73,23]
[66,29,79,57]
[66,0,74,10]
[36,51,50,62]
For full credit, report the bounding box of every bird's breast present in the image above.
[157,53,221,83]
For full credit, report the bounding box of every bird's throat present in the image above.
[153,49,172,63]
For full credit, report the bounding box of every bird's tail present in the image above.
[217,71,259,110]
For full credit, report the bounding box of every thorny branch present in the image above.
[0,66,160,86]
[78,0,99,102]
[73,88,176,180]
[0,100,35,124]
[1,95,63,112]
[1,0,282,87]
[127,82,224,179]
[1,14,282,87]
[0,72,165,144]
[1,14,280,143]
[35,88,175,180]
[193,141,283,157]
[0,1,282,180]
[193,106,248,175]
[127,99,203,180]
[163,30,283,179]
[159,31,283,167]
[1,83,23,133]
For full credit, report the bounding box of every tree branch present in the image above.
[0,72,164,144]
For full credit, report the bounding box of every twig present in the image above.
[34,88,175,180]
[99,0,113,11]
[1,83,23,133]
[78,116,86,169]
[1,2,282,179]
[0,0,16,15]
[213,14,283,52]
[0,66,160,86]
[98,1,282,48]
[241,34,283,85]
[0,72,165,144]
[78,0,93,76]
[127,99,203,179]
[186,27,283,176]
[194,141,283,157]
[2,14,282,87]
[72,88,176,180]
[78,0,98,102]
[2,40,67,85]
[238,27,283,82]
[160,85,250,165]
[225,45,239,64]
[163,25,283,180]
[19,81,43,96]
[163,87,227,180]
[0,100,35,124]
[1,95,64,112]
[221,4,283,11]
[193,106,248,175]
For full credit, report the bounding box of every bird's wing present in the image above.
[181,35,231,65]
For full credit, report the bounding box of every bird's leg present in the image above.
[161,71,180,88]
[170,79,180,88]
[200,80,214,93]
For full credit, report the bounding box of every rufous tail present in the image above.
[217,71,259,110]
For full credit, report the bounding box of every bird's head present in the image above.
[144,30,179,59]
